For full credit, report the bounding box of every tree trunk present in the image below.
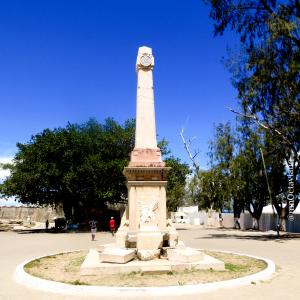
[252,217,259,230]
[273,202,288,231]
[248,202,263,230]
[279,217,286,231]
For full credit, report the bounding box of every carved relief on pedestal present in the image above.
[139,200,159,226]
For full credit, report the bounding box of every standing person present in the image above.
[89,219,98,241]
[219,213,223,228]
[109,217,116,236]
[45,219,49,230]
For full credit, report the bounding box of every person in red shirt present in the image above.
[109,217,116,236]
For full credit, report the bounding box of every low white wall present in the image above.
[237,212,300,233]
[173,207,300,232]
[186,210,300,233]
[0,206,64,222]
[222,213,235,228]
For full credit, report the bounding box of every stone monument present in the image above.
[80,47,224,274]
[114,46,177,259]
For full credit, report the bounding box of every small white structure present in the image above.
[173,206,212,226]
[178,206,199,214]
[172,211,190,224]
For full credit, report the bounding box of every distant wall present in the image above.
[222,213,235,228]
[0,206,64,222]
[174,206,300,233]
[236,211,300,233]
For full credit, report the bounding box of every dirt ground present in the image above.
[24,250,266,287]
[1,228,300,299]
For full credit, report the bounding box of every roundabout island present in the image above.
[15,248,275,298]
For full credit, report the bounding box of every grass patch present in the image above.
[70,279,87,285]
[25,259,41,269]
[225,262,246,272]
[24,250,267,287]
[64,255,86,272]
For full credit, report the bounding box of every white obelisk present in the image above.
[120,46,171,253]
[115,46,180,257]
[129,46,164,167]
[135,46,157,149]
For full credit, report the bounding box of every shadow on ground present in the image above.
[197,231,300,242]
[15,228,112,234]
[15,229,64,234]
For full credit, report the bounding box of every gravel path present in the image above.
[0,228,299,300]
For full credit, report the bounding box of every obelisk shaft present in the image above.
[127,46,164,167]
[111,46,177,256]
[135,46,157,149]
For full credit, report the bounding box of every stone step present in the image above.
[100,247,136,264]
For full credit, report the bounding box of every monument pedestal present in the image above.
[115,230,128,248]
[167,226,179,248]
[136,225,163,251]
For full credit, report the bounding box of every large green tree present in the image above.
[185,123,234,212]
[0,118,135,221]
[158,139,191,212]
[196,122,284,229]
[204,0,300,218]
[165,157,191,212]
[0,119,189,219]
[233,125,270,228]
[207,122,235,212]
[196,168,232,211]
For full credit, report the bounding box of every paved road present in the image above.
[0,228,299,300]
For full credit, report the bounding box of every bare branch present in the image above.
[226,106,299,162]
[180,128,200,173]
[227,106,284,135]
[192,151,199,160]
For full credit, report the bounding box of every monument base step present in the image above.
[97,243,116,252]
[167,247,204,263]
[137,249,161,261]
[80,248,224,276]
[100,247,136,264]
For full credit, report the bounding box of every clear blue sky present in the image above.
[0,0,239,169]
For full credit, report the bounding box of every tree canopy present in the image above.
[164,156,191,212]
[188,121,289,228]
[0,118,135,220]
[0,118,190,220]
[204,0,300,219]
